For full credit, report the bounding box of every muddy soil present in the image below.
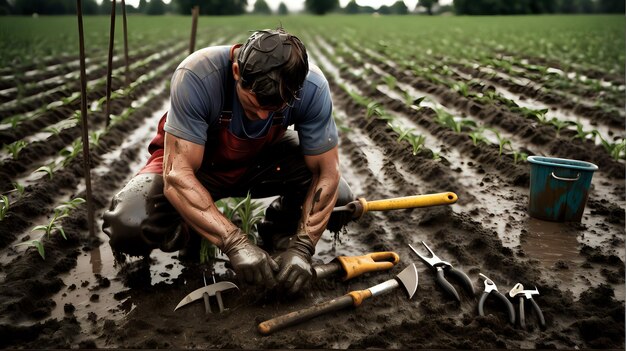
[0,36,624,349]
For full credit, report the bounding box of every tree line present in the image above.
[1,0,623,16]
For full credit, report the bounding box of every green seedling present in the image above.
[32,209,69,239]
[548,118,576,138]
[366,102,384,119]
[44,126,62,136]
[405,133,426,156]
[14,239,45,259]
[453,82,470,97]
[5,140,28,160]
[11,182,25,199]
[512,151,528,164]
[232,193,265,243]
[89,130,104,149]
[0,195,9,221]
[383,75,397,90]
[34,163,56,179]
[59,139,83,167]
[431,150,441,161]
[435,108,477,133]
[469,128,489,146]
[571,123,598,143]
[489,129,513,156]
[596,134,626,161]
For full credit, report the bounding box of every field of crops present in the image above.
[0,15,624,348]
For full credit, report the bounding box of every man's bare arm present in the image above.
[300,146,341,245]
[162,132,237,247]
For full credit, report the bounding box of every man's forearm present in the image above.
[298,171,340,245]
[163,170,237,247]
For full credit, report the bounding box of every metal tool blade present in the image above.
[174,281,239,311]
[395,263,419,299]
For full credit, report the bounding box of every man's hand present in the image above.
[222,229,279,288]
[274,233,315,294]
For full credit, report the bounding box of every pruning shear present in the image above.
[409,241,474,302]
[478,273,515,325]
[508,283,546,329]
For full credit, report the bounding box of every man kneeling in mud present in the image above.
[102,28,353,294]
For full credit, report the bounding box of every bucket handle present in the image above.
[551,172,580,182]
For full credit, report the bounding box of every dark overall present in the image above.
[102,67,353,257]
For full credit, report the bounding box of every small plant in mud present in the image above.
[571,122,598,143]
[452,82,470,97]
[366,102,384,119]
[489,128,513,156]
[59,139,83,167]
[595,133,626,161]
[548,118,576,138]
[469,128,489,146]
[512,150,528,164]
[4,140,28,160]
[515,106,549,124]
[383,75,397,90]
[434,108,477,133]
[0,195,9,221]
[15,197,85,259]
[34,163,57,179]
[89,131,104,149]
[199,193,264,263]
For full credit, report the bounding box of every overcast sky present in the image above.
[119,0,453,12]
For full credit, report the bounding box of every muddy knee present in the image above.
[102,173,187,256]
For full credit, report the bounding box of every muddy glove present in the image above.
[222,228,279,288]
[274,233,315,294]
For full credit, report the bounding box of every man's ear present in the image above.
[232,62,241,81]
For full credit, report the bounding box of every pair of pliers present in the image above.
[478,273,515,325]
[508,283,546,329]
[409,242,475,302]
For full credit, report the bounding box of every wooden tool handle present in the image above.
[363,192,458,212]
[258,295,355,336]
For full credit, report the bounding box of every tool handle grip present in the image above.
[435,267,461,302]
[493,291,516,325]
[258,295,355,335]
[518,296,526,329]
[446,266,475,296]
[363,192,458,212]
[529,298,546,329]
[337,251,400,280]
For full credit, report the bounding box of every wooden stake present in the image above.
[76,0,96,238]
[105,0,116,127]
[189,6,199,54]
[121,0,130,87]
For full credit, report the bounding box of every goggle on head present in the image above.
[236,29,309,109]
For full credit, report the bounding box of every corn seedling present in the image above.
[0,195,9,221]
[435,108,477,133]
[596,134,626,161]
[44,126,62,136]
[232,193,265,243]
[11,182,25,198]
[489,129,513,156]
[366,102,384,119]
[14,239,45,260]
[34,163,56,179]
[512,151,528,164]
[59,139,83,167]
[548,118,575,138]
[89,131,104,149]
[469,128,489,146]
[383,75,397,90]
[571,123,598,143]
[453,82,470,97]
[5,140,28,160]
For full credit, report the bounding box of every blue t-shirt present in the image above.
[164,45,338,156]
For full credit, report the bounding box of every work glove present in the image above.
[274,233,315,294]
[222,228,279,288]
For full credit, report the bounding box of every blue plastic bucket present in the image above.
[527,156,598,222]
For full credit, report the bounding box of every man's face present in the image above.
[236,81,287,121]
